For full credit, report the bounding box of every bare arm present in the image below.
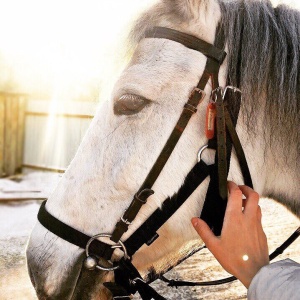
[191,181,269,288]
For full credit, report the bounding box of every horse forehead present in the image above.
[126,38,207,81]
[130,38,201,65]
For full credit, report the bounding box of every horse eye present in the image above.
[114,94,150,115]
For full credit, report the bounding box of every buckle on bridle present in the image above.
[211,86,224,102]
[121,217,132,226]
[190,87,205,98]
[184,87,205,113]
[84,233,129,271]
[224,85,241,95]
[130,277,146,286]
[211,86,242,103]
[184,103,198,113]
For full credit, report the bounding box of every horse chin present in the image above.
[29,257,114,300]
[70,270,114,300]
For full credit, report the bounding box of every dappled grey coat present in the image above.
[248,259,300,300]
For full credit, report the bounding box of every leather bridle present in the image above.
[37,26,300,300]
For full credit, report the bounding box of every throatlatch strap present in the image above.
[224,106,253,187]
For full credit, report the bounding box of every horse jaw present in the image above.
[25,1,235,299]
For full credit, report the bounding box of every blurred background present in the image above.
[0,0,152,175]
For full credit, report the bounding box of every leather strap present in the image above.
[124,160,210,256]
[269,227,300,260]
[105,258,167,300]
[160,226,300,287]
[38,201,113,260]
[224,105,253,188]
[200,164,227,235]
[145,27,226,64]
[215,89,228,200]
[111,189,154,242]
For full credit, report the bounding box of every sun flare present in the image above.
[0,0,154,100]
[0,0,154,169]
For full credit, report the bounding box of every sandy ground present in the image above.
[0,171,299,300]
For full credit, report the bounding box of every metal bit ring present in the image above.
[85,233,128,271]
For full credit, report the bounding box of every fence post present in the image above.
[0,92,27,177]
[0,94,4,177]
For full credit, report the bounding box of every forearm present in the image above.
[248,259,300,300]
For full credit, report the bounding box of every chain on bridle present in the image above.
[37,26,300,300]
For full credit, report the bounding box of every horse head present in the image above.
[26,0,300,299]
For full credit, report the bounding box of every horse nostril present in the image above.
[114,94,150,115]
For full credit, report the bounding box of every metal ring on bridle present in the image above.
[85,233,128,271]
[197,144,209,162]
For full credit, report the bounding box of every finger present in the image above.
[191,218,219,250]
[256,206,265,233]
[239,185,260,215]
[227,181,243,212]
[257,205,262,221]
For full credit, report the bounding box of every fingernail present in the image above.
[191,218,198,227]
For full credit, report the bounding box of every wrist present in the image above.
[237,262,269,288]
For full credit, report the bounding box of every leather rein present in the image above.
[37,26,300,300]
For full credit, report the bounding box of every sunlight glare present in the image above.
[0,0,154,169]
[0,0,155,99]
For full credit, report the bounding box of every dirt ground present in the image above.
[0,172,299,300]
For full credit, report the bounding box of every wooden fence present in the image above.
[23,100,98,172]
[0,93,27,177]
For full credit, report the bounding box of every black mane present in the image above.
[221,0,299,163]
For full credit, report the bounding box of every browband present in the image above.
[145,26,227,64]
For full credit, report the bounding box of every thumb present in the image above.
[191,217,218,249]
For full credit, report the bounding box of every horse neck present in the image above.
[231,98,300,217]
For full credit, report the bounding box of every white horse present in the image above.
[27,0,300,299]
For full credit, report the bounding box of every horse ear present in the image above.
[162,0,203,20]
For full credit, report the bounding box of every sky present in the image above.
[0,0,153,100]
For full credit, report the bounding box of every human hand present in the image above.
[191,181,269,288]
